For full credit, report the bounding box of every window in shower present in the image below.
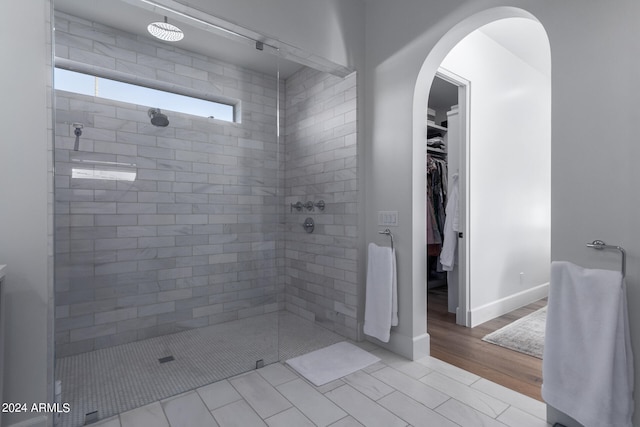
[54,68,236,122]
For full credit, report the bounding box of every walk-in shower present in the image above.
[53,1,359,426]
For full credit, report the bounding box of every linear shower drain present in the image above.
[84,410,99,425]
[158,355,175,364]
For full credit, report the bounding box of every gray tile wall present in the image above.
[54,12,284,357]
[54,12,359,357]
[283,68,359,339]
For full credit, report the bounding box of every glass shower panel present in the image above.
[53,1,284,424]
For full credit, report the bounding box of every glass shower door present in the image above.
[53,1,284,424]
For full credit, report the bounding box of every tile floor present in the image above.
[87,343,550,427]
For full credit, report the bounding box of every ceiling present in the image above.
[428,17,550,113]
[55,3,549,93]
[54,0,304,78]
[428,77,458,114]
[479,18,550,77]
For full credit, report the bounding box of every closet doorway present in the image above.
[427,70,469,327]
[424,16,551,328]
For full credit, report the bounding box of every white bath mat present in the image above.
[285,341,380,386]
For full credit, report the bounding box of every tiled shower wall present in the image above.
[54,12,360,357]
[54,12,284,357]
[283,68,359,340]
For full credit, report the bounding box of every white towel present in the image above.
[363,243,397,342]
[542,261,634,427]
[391,248,398,327]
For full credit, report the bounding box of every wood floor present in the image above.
[427,286,546,401]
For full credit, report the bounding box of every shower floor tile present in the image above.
[56,311,345,427]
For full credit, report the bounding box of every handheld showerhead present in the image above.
[72,123,83,151]
[148,108,169,127]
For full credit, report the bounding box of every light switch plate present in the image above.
[378,211,398,226]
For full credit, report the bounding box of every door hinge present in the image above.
[458,232,464,238]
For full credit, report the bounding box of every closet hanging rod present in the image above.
[379,229,394,250]
[586,240,626,278]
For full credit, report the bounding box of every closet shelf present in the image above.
[427,121,447,137]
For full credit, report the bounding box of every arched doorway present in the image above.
[413,7,551,398]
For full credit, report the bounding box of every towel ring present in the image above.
[379,229,394,250]
[586,240,626,278]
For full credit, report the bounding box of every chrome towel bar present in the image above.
[586,240,626,278]
[379,229,394,250]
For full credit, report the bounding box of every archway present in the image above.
[412,7,551,396]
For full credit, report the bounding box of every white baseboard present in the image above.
[6,415,48,427]
[412,333,430,360]
[365,331,430,361]
[469,282,549,327]
[456,306,470,326]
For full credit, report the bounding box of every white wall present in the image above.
[0,1,52,426]
[365,0,640,424]
[440,25,551,321]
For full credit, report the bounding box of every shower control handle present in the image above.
[291,201,303,212]
[303,217,315,233]
[304,201,314,211]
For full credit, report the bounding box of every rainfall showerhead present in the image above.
[148,108,169,127]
